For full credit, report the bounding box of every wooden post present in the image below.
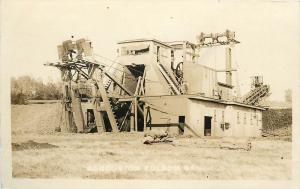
[134,76,142,96]
[95,77,119,132]
[139,71,146,95]
[70,87,85,132]
[225,47,232,86]
[60,68,76,133]
[61,83,68,132]
[121,72,126,96]
[143,105,147,131]
[91,84,106,133]
[192,44,196,63]
[134,97,138,131]
[62,81,75,132]
[119,102,133,131]
[130,100,135,131]
[182,41,187,63]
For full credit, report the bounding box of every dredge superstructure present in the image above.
[46,30,269,137]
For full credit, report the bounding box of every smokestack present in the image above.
[226,47,232,86]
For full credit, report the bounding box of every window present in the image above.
[244,113,247,124]
[121,45,149,56]
[121,47,128,55]
[171,50,174,61]
[250,113,253,125]
[135,47,149,55]
[222,111,224,123]
[214,109,217,122]
[237,112,240,124]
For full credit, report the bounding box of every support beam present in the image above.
[119,102,133,131]
[148,123,180,127]
[70,88,85,132]
[88,63,97,78]
[139,71,146,95]
[98,67,133,96]
[157,64,181,95]
[93,101,106,133]
[134,97,138,131]
[216,69,237,72]
[225,47,232,86]
[134,76,142,96]
[182,41,187,63]
[91,85,106,133]
[183,123,201,138]
[99,66,144,117]
[61,81,76,132]
[143,105,147,131]
[130,101,135,131]
[94,77,119,132]
[145,106,152,130]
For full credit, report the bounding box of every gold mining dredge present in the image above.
[45,30,270,137]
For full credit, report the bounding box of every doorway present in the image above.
[204,116,212,136]
[178,116,185,134]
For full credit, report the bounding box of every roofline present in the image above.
[112,93,266,110]
[217,82,234,89]
[188,96,266,110]
[117,38,172,48]
[166,41,198,48]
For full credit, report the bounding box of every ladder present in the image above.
[157,63,182,95]
[242,85,270,105]
[108,97,121,130]
[94,77,119,132]
[104,79,112,90]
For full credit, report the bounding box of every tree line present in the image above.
[11,76,62,104]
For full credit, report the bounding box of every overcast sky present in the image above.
[1,0,299,101]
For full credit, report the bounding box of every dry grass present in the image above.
[11,103,292,179]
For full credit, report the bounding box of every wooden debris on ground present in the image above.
[219,140,252,151]
[216,138,252,151]
[143,132,174,145]
[194,138,252,151]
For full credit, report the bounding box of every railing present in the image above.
[157,63,182,95]
[242,85,270,105]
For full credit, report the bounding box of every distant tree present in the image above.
[285,89,292,103]
[11,75,62,104]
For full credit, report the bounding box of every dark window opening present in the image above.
[134,47,149,55]
[178,116,185,134]
[86,109,97,133]
[126,64,145,78]
[156,46,160,62]
[179,116,185,123]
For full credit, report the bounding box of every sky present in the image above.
[1,0,300,101]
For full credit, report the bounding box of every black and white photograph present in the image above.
[0,1,299,189]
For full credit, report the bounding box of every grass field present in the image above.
[11,103,292,179]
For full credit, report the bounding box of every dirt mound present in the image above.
[262,108,292,132]
[262,108,292,141]
[12,140,59,151]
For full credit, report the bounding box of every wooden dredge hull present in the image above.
[47,34,266,137]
